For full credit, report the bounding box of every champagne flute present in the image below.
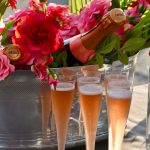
[104,72,127,92]
[51,75,75,150]
[106,76,132,150]
[77,71,103,150]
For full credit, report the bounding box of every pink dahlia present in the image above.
[77,0,111,33]
[0,48,15,80]
[60,14,80,40]
[47,3,69,25]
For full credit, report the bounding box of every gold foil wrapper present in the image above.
[110,8,126,24]
[3,44,21,61]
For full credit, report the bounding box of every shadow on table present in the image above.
[134,72,149,86]
[125,118,146,140]
[66,140,108,150]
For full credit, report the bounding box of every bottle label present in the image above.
[70,37,95,63]
[3,44,21,61]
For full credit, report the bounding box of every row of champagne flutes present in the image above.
[50,65,133,150]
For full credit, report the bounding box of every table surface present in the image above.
[68,84,148,150]
[2,84,147,150]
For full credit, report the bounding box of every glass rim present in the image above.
[56,74,77,81]
[77,76,101,84]
[104,72,128,80]
[108,79,131,90]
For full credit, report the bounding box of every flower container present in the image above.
[0,68,107,148]
[0,54,137,149]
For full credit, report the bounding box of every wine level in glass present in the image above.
[107,89,131,150]
[79,84,103,150]
[51,82,75,150]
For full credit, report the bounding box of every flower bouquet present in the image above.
[0,0,150,84]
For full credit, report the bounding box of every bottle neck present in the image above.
[81,11,125,50]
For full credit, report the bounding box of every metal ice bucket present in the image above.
[0,55,137,149]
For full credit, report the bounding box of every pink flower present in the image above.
[12,11,63,62]
[125,0,150,25]
[115,21,133,42]
[5,10,33,22]
[60,0,110,38]
[34,55,54,66]
[9,0,17,9]
[115,21,133,35]
[47,3,69,24]
[48,78,58,87]
[125,6,139,18]
[128,1,139,7]
[28,0,45,10]
[128,0,150,8]
[77,0,111,33]
[60,14,80,40]
[31,63,58,86]
[0,48,15,80]
[31,63,47,81]
[125,5,142,24]
[138,0,150,8]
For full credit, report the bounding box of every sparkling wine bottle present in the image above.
[3,8,126,68]
[62,8,126,66]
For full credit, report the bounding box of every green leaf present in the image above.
[111,0,120,8]
[127,10,150,38]
[118,51,128,65]
[61,51,68,67]
[100,40,116,54]
[120,0,130,10]
[69,0,92,14]
[0,0,9,20]
[55,51,68,67]
[48,61,59,68]
[121,37,146,53]
[96,54,103,67]
[39,0,47,2]
[69,0,77,14]
[96,34,120,54]
[76,0,83,14]
[1,21,15,45]
[47,68,58,79]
